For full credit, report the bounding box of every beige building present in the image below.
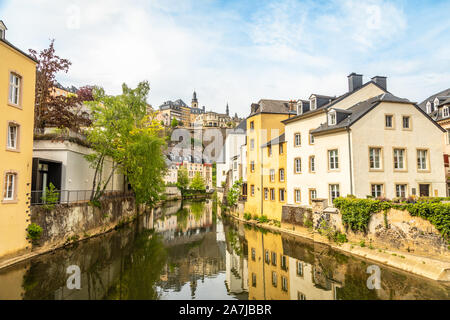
[419,88,450,195]
[283,73,446,207]
[194,111,233,128]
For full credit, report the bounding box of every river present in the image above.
[0,199,448,300]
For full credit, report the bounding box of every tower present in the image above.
[192,90,198,109]
[226,103,229,116]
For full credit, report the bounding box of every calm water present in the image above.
[0,199,449,300]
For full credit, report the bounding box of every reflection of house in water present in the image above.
[246,227,290,300]
[224,222,249,299]
[282,235,342,300]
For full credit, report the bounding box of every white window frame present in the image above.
[310,97,317,110]
[329,184,340,204]
[443,106,449,118]
[270,169,275,182]
[9,73,21,105]
[369,148,381,169]
[394,148,405,170]
[417,149,428,170]
[4,173,16,200]
[310,156,315,172]
[371,184,383,198]
[279,188,285,202]
[295,189,301,203]
[395,184,407,198]
[279,168,285,182]
[328,149,339,170]
[328,111,336,125]
[7,124,18,149]
[294,133,301,147]
[294,158,301,173]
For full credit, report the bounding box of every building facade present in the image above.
[0,22,37,260]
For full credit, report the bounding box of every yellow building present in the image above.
[244,99,295,220]
[246,227,290,300]
[0,22,37,260]
[260,134,287,220]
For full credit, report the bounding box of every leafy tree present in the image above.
[176,166,189,194]
[227,179,242,207]
[171,118,179,128]
[29,40,93,132]
[85,81,167,206]
[190,172,206,191]
[41,182,60,211]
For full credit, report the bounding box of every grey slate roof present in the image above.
[283,80,389,124]
[249,99,296,117]
[235,119,247,132]
[418,88,450,112]
[261,133,285,148]
[311,93,413,135]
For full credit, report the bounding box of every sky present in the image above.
[1,0,449,118]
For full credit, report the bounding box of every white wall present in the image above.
[216,131,246,188]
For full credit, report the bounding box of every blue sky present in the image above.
[1,0,449,117]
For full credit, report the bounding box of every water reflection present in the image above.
[0,200,448,300]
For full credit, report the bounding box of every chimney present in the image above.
[288,100,296,111]
[347,73,363,92]
[371,76,387,91]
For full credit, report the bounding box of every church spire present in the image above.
[226,102,229,116]
[191,90,198,108]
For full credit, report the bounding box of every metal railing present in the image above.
[31,190,134,206]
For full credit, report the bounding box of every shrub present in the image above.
[27,223,43,242]
[41,183,59,211]
[359,240,366,247]
[244,213,252,221]
[335,232,348,244]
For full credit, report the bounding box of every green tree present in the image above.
[227,179,242,207]
[85,81,167,207]
[190,172,206,191]
[176,166,189,194]
[171,118,179,128]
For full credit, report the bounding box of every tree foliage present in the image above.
[190,172,206,191]
[29,39,93,132]
[176,166,189,194]
[227,179,242,207]
[85,81,167,206]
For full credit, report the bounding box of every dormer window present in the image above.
[434,98,440,111]
[296,101,303,115]
[328,111,336,125]
[426,102,431,114]
[0,20,6,40]
[310,97,317,110]
[443,106,449,118]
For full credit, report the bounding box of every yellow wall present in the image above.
[261,141,286,220]
[246,227,290,300]
[245,113,289,219]
[0,40,36,259]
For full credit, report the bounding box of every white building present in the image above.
[216,120,247,188]
[283,73,446,207]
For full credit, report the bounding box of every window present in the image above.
[402,116,410,129]
[252,273,257,287]
[426,102,431,114]
[294,158,301,173]
[9,73,21,105]
[417,149,428,170]
[250,161,255,172]
[296,261,303,277]
[309,189,317,203]
[265,250,270,264]
[281,255,287,270]
[264,188,268,200]
[279,188,285,202]
[272,272,277,287]
[369,148,382,170]
[328,112,336,125]
[251,185,255,196]
[281,276,288,292]
[444,107,449,118]
[279,143,284,154]
[329,184,340,204]
[371,184,383,198]
[270,169,275,182]
[385,115,393,128]
[396,184,407,198]
[251,248,256,261]
[393,148,405,170]
[268,145,272,157]
[250,121,254,130]
[279,168,285,182]
[7,123,18,149]
[270,188,275,201]
[250,139,255,150]
[294,189,301,203]
[4,173,16,201]
[309,133,315,144]
[271,252,277,266]
[294,133,301,147]
[310,97,317,110]
[328,149,339,170]
[309,156,315,172]
[297,292,306,300]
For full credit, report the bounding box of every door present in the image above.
[419,184,430,197]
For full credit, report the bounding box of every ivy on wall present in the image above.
[333,197,450,242]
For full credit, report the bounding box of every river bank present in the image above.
[0,193,211,272]
[223,211,450,282]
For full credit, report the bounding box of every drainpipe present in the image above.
[347,128,353,195]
